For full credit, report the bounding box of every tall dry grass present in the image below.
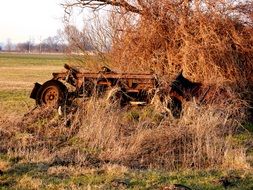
[0,95,249,170]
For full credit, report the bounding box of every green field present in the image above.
[0,53,67,116]
[0,53,252,190]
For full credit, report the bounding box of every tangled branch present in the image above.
[64,0,142,14]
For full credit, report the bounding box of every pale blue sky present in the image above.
[0,0,65,44]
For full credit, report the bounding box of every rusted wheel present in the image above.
[36,80,67,107]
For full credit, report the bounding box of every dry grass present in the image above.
[0,95,250,171]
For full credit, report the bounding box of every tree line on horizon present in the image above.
[0,25,94,53]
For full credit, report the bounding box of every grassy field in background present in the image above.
[0,53,67,116]
[0,53,252,190]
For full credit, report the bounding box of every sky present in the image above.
[0,0,67,44]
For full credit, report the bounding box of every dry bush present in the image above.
[64,0,253,117]
[111,0,252,120]
[107,1,253,118]
[72,97,249,170]
[0,107,78,162]
[1,95,249,170]
[109,101,249,170]
[111,1,253,86]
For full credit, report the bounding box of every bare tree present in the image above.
[5,39,12,52]
[16,39,34,53]
[64,25,84,53]
[63,0,253,85]
[63,0,253,22]
[16,42,30,52]
[16,34,66,53]
[63,0,142,15]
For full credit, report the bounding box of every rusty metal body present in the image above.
[31,64,158,107]
[30,64,212,118]
[55,64,156,94]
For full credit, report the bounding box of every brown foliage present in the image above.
[110,1,253,87]
[64,1,253,110]
[0,97,249,170]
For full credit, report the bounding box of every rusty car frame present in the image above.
[30,64,205,117]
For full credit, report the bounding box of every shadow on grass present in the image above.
[0,159,253,190]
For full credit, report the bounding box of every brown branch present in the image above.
[65,0,142,14]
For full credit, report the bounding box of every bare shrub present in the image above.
[63,0,253,118]
[0,94,249,170]
[66,98,249,170]
[114,102,247,170]
[108,1,253,86]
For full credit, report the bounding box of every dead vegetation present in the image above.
[65,0,253,117]
[0,95,250,170]
[0,0,252,172]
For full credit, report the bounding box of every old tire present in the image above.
[36,80,67,107]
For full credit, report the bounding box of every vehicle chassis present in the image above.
[30,64,159,108]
